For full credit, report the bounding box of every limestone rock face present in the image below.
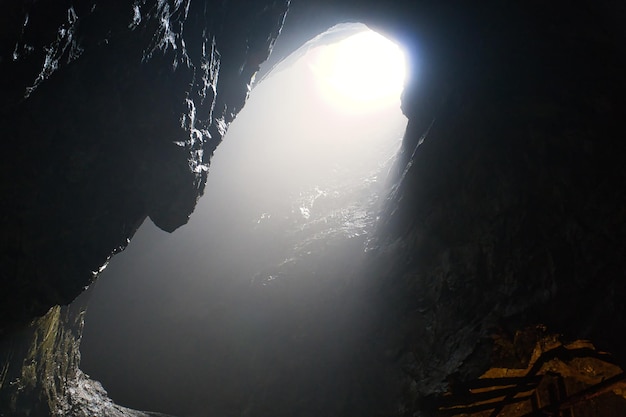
[0,0,288,332]
[0,297,179,416]
[366,0,626,407]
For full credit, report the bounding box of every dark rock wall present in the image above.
[0,0,288,332]
[369,0,626,404]
[1,1,288,414]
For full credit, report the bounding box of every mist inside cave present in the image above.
[79,25,408,417]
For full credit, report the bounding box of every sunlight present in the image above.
[79,23,409,416]
[308,30,406,112]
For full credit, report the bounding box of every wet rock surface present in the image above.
[366,0,626,411]
[2,0,626,416]
[0,299,173,417]
[0,0,288,333]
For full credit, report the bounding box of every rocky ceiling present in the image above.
[1,0,626,416]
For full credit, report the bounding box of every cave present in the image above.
[2,1,626,417]
[79,23,408,415]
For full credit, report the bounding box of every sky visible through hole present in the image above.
[80,27,408,417]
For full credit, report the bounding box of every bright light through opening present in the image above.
[308,30,406,112]
[80,25,410,416]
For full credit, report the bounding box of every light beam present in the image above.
[309,30,406,113]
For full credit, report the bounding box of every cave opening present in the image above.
[78,24,409,417]
[3,2,626,417]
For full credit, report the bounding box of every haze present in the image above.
[80,27,408,417]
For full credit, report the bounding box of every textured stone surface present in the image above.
[432,327,626,416]
[0,299,176,416]
[366,1,626,410]
[0,0,288,333]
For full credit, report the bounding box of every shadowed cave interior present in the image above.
[1,1,626,416]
